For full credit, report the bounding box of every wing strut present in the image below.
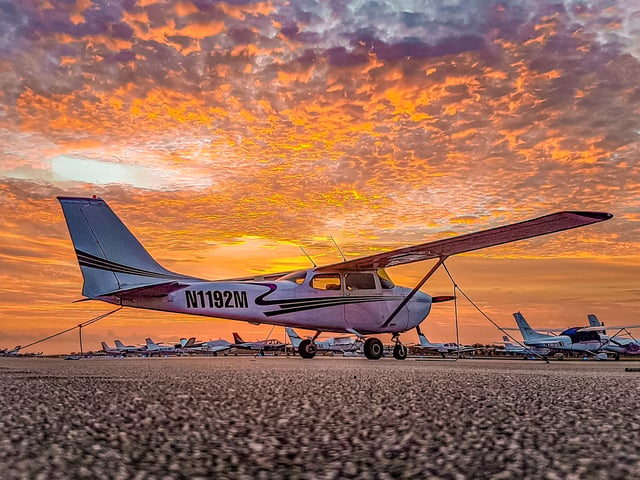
[381,256,449,328]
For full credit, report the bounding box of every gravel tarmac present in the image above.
[1,356,639,479]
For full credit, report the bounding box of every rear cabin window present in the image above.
[311,274,342,291]
[345,273,376,291]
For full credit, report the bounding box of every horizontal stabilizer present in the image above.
[432,295,456,303]
[96,281,189,300]
[316,211,612,271]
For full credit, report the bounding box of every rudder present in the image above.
[513,312,546,341]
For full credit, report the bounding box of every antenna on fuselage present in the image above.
[329,235,347,262]
[299,246,317,267]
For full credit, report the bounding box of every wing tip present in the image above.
[567,211,613,222]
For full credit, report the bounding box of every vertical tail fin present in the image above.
[285,328,303,348]
[416,326,435,348]
[114,340,126,349]
[57,196,193,298]
[588,314,602,327]
[101,342,111,351]
[513,312,547,341]
[232,332,244,344]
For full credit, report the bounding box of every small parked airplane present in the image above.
[493,335,550,357]
[513,312,640,359]
[1,346,21,357]
[144,338,176,355]
[232,332,285,353]
[286,327,362,356]
[114,339,142,354]
[415,326,477,357]
[57,196,612,360]
[178,337,233,353]
[100,341,122,356]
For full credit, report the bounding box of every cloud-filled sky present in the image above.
[1,0,639,353]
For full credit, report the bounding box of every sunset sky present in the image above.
[1,0,639,354]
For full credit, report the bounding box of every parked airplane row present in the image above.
[100,335,247,356]
[0,346,21,357]
[499,313,640,360]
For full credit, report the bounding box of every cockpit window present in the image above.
[311,274,342,291]
[560,327,600,343]
[279,271,307,285]
[345,272,376,291]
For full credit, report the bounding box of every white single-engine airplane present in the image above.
[415,326,478,357]
[286,327,363,354]
[144,338,176,355]
[178,337,233,354]
[57,196,612,360]
[232,332,286,352]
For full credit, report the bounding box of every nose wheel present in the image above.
[391,333,407,360]
[393,343,408,360]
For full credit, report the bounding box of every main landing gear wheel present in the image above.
[298,339,317,359]
[364,338,383,360]
[393,344,408,360]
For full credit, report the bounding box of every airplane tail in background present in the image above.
[232,332,244,344]
[513,312,548,342]
[57,196,196,299]
[182,337,196,348]
[416,326,435,348]
[101,342,112,351]
[114,340,126,349]
[588,314,604,328]
[285,328,303,348]
[501,336,521,352]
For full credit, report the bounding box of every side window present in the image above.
[311,274,342,291]
[345,273,376,291]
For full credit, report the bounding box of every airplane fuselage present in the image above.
[100,268,432,335]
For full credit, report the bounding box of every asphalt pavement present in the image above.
[1,357,639,479]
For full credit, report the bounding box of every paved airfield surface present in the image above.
[1,357,639,479]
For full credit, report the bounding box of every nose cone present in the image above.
[414,291,432,304]
[408,291,432,329]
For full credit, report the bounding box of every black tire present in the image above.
[299,339,317,359]
[364,338,383,360]
[393,344,408,360]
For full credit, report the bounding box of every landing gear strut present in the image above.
[391,333,407,360]
[363,338,383,360]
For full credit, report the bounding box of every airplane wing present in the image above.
[578,325,640,332]
[314,211,612,272]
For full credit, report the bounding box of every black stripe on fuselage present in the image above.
[263,295,404,317]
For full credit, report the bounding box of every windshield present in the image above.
[278,271,307,285]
